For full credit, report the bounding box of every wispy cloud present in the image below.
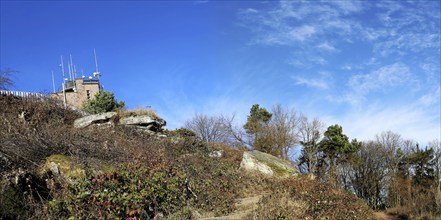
[322,101,440,145]
[240,1,363,47]
[316,42,336,52]
[418,86,441,106]
[292,75,329,90]
[327,0,365,14]
[233,0,440,143]
[289,25,316,41]
[193,0,209,4]
[343,63,414,105]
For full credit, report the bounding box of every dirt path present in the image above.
[374,211,399,220]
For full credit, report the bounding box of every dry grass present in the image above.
[0,96,376,220]
[117,107,159,119]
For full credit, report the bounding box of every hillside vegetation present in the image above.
[0,95,374,219]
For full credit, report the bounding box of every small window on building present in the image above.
[86,90,91,99]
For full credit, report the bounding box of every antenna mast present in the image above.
[60,55,67,107]
[69,54,75,81]
[51,70,55,93]
[94,48,99,73]
[73,65,77,79]
[60,56,65,78]
[67,60,72,81]
[93,48,101,80]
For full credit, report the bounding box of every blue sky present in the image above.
[1,0,440,145]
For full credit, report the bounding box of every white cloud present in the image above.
[322,102,440,145]
[292,71,332,90]
[292,76,329,90]
[236,0,440,144]
[326,0,365,14]
[244,8,258,13]
[343,63,413,105]
[418,86,441,106]
[193,0,209,4]
[289,25,316,41]
[341,65,352,70]
[240,1,363,47]
[316,42,336,52]
[371,1,440,58]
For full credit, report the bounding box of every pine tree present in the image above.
[243,104,273,154]
[319,124,360,184]
[82,91,125,114]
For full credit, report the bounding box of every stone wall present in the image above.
[51,78,100,108]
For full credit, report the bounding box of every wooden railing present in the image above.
[0,90,48,99]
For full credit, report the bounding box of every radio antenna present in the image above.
[51,70,56,93]
[67,60,72,81]
[60,56,65,78]
[69,54,74,80]
[94,48,99,73]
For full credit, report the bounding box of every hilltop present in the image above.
[0,95,373,219]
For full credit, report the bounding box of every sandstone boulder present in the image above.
[40,155,115,184]
[240,150,297,178]
[74,112,117,128]
[208,150,223,158]
[119,115,166,132]
[40,155,86,184]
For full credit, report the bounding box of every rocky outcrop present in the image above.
[208,150,223,158]
[73,112,166,133]
[74,112,117,128]
[40,155,86,183]
[119,115,166,132]
[40,154,115,184]
[240,150,297,178]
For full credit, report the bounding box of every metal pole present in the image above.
[62,81,67,108]
[68,60,72,81]
[94,48,99,74]
[51,70,56,93]
[60,55,65,78]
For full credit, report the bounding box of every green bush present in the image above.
[49,163,190,219]
[82,90,124,114]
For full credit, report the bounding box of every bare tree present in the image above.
[376,131,404,207]
[184,113,229,143]
[351,141,389,209]
[376,131,403,176]
[268,104,301,160]
[219,113,249,148]
[0,68,16,90]
[298,116,325,177]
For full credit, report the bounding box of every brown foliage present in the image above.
[249,176,375,219]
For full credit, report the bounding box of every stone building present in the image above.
[51,78,101,109]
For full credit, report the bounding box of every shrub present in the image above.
[117,107,159,119]
[49,163,190,219]
[82,90,124,114]
[249,176,375,219]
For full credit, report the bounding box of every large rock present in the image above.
[74,112,166,133]
[119,115,166,132]
[74,112,117,128]
[240,150,297,178]
[40,155,86,184]
[40,154,115,184]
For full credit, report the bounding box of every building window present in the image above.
[86,90,91,99]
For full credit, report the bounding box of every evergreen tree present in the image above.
[82,90,125,114]
[408,145,436,187]
[319,124,360,184]
[243,104,273,154]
